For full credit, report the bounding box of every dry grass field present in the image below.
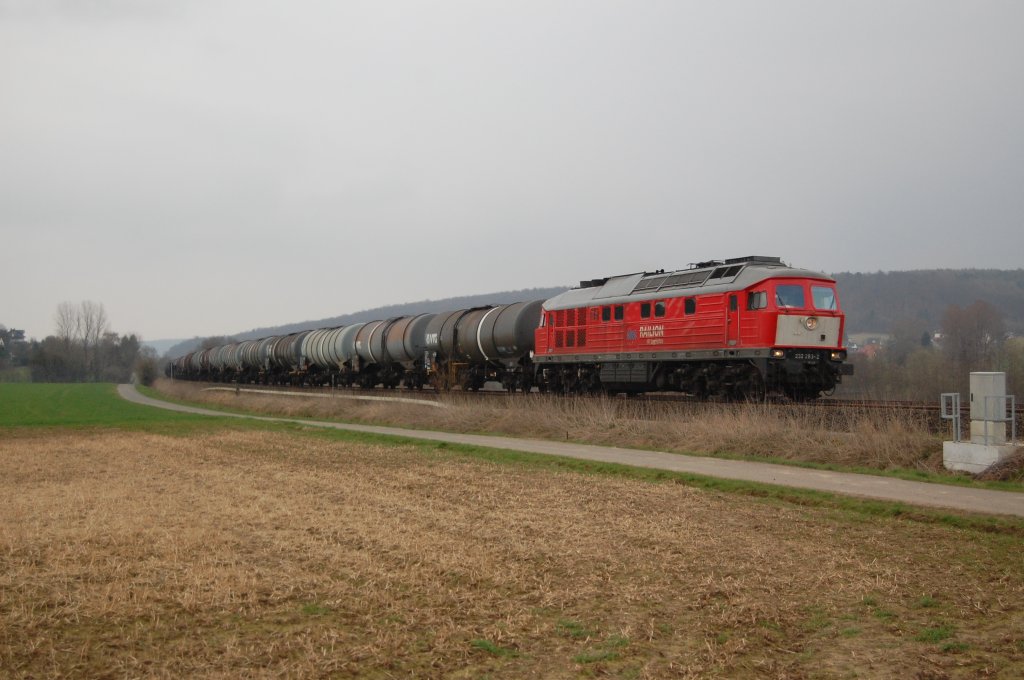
[2,428,1022,678]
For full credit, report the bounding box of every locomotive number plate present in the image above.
[791,352,819,361]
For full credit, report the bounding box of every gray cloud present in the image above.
[2,1,1022,341]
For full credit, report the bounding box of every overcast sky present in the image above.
[2,1,1022,342]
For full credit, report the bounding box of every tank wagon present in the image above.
[424,301,543,392]
[166,255,853,400]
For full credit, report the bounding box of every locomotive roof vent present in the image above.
[691,260,724,269]
[724,255,783,266]
[579,277,610,289]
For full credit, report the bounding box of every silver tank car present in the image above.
[424,308,477,360]
[352,318,430,388]
[354,321,388,366]
[322,326,348,367]
[267,335,292,369]
[383,314,434,365]
[238,339,262,373]
[256,336,276,371]
[302,327,336,370]
[224,343,242,371]
[335,323,365,367]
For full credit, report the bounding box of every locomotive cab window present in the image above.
[602,306,611,322]
[655,301,666,317]
[684,298,696,315]
[775,284,805,309]
[614,305,624,321]
[747,291,767,310]
[812,286,837,311]
[640,302,651,319]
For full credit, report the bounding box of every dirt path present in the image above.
[118,384,1024,518]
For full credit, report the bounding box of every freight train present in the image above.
[167,256,853,400]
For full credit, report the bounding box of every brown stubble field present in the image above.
[1,428,1022,678]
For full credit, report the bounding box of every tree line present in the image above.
[837,300,1023,401]
[834,268,1024,336]
[1,302,158,384]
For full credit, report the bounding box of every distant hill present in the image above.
[143,338,188,356]
[163,286,569,359]
[834,269,1024,335]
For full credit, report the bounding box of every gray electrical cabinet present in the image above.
[970,372,1007,444]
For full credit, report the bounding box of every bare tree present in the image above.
[78,301,109,378]
[942,300,1005,372]
[45,301,113,381]
[54,301,81,346]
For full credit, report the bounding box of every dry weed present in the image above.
[157,379,943,473]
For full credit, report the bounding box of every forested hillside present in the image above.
[834,269,1024,335]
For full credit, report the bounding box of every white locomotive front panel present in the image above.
[774,315,842,348]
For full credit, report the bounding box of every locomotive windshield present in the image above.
[775,284,805,309]
[812,285,837,311]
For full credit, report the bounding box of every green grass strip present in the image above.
[0,383,271,435]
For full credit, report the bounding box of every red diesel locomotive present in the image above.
[532,256,852,400]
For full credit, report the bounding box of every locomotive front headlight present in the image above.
[830,350,846,361]
[771,349,786,359]
[804,316,819,331]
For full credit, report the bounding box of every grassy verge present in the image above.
[151,379,1024,491]
[0,383,271,435]
[4,383,1020,531]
